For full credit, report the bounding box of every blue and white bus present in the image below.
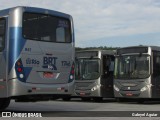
[0,6,75,109]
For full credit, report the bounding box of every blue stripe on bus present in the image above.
[8,27,26,74]
[23,67,32,81]
[3,17,8,61]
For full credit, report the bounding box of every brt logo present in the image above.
[43,57,58,70]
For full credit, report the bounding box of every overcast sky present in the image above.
[1,0,160,48]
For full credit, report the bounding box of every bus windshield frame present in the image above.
[114,54,150,80]
[75,58,101,80]
[22,12,72,43]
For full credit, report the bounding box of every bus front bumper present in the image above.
[114,90,152,98]
[74,88,101,97]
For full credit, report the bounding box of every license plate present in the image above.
[126,93,133,96]
[80,92,85,96]
[43,72,54,78]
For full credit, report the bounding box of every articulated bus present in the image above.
[114,46,160,102]
[0,6,75,109]
[75,50,115,101]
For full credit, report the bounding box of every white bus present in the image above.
[0,6,75,110]
[114,46,160,103]
[75,50,115,102]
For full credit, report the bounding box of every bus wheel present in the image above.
[62,97,71,101]
[81,97,91,101]
[0,98,10,110]
[93,97,103,102]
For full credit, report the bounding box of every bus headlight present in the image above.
[140,84,152,92]
[114,85,119,92]
[91,85,101,91]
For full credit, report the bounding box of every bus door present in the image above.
[101,55,114,98]
[0,18,7,98]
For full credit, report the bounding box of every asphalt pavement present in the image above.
[1,98,160,120]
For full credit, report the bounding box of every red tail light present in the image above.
[17,67,23,72]
[15,59,25,81]
[68,63,75,83]
[71,70,74,74]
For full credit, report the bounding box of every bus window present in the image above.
[56,27,65,42]
[23,12,71,43]
[76,59,100,80]
[0,18,5,51]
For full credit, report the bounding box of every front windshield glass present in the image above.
[75,59,100,80]
[114,55,150,79]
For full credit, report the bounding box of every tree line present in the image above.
[76,46,119,51]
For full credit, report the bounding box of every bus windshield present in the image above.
[114,55,150,79]
[75,59,100,80]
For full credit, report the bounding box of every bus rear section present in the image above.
[114,46,160,102]
[75,50,115,102]
[0,6,75,109]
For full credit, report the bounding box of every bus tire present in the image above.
[0,98,10,110]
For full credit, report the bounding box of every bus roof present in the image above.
[77,49,115,53]
[76,49,115,58]
[117,46,160,51]
[0,6,72,19]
